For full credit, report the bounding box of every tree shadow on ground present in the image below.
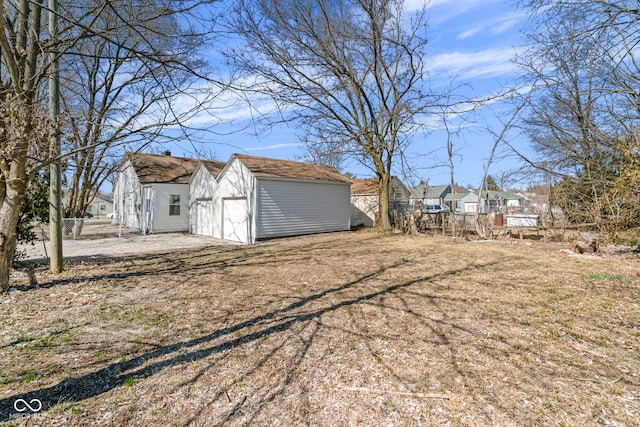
[0,255,499,423]
[9,233,391,292]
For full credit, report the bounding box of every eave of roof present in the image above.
[232,154,351,183]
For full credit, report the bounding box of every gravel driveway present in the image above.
[17,229,233,260]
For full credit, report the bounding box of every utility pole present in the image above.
[49,0,63,273]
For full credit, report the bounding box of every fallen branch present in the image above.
[339,386,449,399]
[569,343,610,359]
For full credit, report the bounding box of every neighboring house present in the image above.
[350,177,411,227]
[410,184,449,208]
[446,186,473,212]
[474,190,524,214]
[461,191,480,213]
[85,194,113,218]
[410,184,472,212]
[195,154,352,244]
[528,194,550,214]
[112,152,224,233]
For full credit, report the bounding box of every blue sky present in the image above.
[166,0,531,190]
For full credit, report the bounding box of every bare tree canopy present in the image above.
[226,0,436,229]
[59,0,218,220]
[0,0,221,291]
[517,0,640,237]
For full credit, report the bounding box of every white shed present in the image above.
[113,152,224,234]
[212,154,351,244]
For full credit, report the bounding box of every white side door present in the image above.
[222,198,248,243]
[195,199,213,236]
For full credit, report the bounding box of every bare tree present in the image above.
[475,100,526,239]
[494,168,524,191]
[298,135,346,171]
[0,0,220,291]
[437,103,469,236]
[60,1,218,221]
[0,0,52,290]
[516,2,636,228]
[226,0,435,229]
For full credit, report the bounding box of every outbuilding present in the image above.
[113,152,224,234]
[211,154,351,243]
[350,177,411,227]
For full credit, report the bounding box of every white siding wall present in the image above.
[113,160,142,229]
[189,165,217,235]
[351,177,411,227]
[215,159,256,242]
[350,195,377,227]
[257,179,350,239]
[140,185,154,233]
[152,183,190,232]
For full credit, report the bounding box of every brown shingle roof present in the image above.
[350,178,379,195]
[126,152,225,184]
[200,160,226,177]
[233,154,351,183]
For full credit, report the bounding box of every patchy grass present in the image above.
[1,230,639,426]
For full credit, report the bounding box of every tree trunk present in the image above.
[0,162,28,292]
[0,226,19,292]
[377,173,392,230]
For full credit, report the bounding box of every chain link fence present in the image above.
[39,219,135,241]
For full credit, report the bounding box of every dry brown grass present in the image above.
[1,230,639,426]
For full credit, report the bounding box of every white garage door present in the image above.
[257,180,350,239]
[222,198,248,243]
[195,199,213,236]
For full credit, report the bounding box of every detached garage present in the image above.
[214,154,351,244]
[114,152,224,234]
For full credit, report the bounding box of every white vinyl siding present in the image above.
[257,179,350,239]
[350,195,377,227]
[189,163,219,236]
[113,160,142,230]
[153,184,190,232]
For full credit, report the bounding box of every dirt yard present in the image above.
[1,230,639,426]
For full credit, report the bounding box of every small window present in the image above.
[169,194,181,216]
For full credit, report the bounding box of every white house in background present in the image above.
[198,154,351,244]
[113,152,224,233]
[409,184,473,212]
[350,177,411,227]
[461,191,480,213]
[461,190,525,214]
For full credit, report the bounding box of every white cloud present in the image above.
[457,25,484,40]
[403,0,429,11]
[430,47,518,80]
[456,11,527,40]
[425,0,500,24]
